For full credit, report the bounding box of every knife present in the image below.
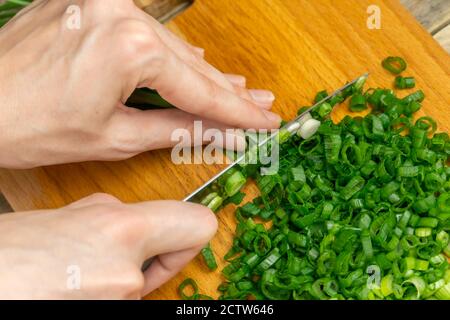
[183,73,369,204]
[142,73,368,271]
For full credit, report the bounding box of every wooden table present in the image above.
[0,0,449,299]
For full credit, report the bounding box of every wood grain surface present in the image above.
[136,0,193,23]
[0,0,449,299]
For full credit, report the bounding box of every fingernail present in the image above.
[249,89,275,104]
[263,110,282,125]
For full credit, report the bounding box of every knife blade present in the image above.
[183,73,369,204]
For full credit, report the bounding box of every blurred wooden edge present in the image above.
[434,24,450,53]
[134,0,194,24]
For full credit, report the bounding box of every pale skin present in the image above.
[0,0,280,299]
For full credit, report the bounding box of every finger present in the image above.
[137,14,249,98]
[146,20,271,113]
[147,22,237,93]
[108,108,247,152]
[248,89,276,109]
[142,245,204,295]
[232,86,275,110]
[143,13,202,62]
[129,13,280,127]
[123,14,272,120]
[144,28,276,110]
[140,47,281,129]
[222,76,274,109]
[127,201,217,261]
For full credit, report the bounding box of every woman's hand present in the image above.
[0,0,280,169]
[0,193,217,299]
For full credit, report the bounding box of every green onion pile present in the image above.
[181,57,450,300]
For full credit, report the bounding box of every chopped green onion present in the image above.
[349,93,367,112]
[394,76,415,89]
[317,103,333,118]
[225,171,246,197]
[415,228,432,237]
[201,193,224,212]
[402,90,425,104]
[201,243,218,270]
[340,176,365,200]
[182,57,449,301]
[382,56,407,75]
[402,276,426,299]
[434,282,450,300]
[297,119,321,139]
[178,278,199,300]
[381,274,394,297]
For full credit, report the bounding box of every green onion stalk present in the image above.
[0,0,33,28]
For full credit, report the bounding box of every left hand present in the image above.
[0,193,217,299]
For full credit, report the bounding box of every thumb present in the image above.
[130,201,218,296]
[130,200,218,261]
[67,195,217,296]
[67,195,217,260]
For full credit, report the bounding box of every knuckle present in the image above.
[86,193,121,203]
[205,81,222,113]
[236,86,252,100]
[103,117,144,156]
[106,129,141,155]
[114,20,162,61]
[101,205,148,247]
[107,205,141,227]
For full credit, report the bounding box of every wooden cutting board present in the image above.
[0,0,449,299]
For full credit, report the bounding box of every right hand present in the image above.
[0,0,280,169]
[0,193,217,299]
